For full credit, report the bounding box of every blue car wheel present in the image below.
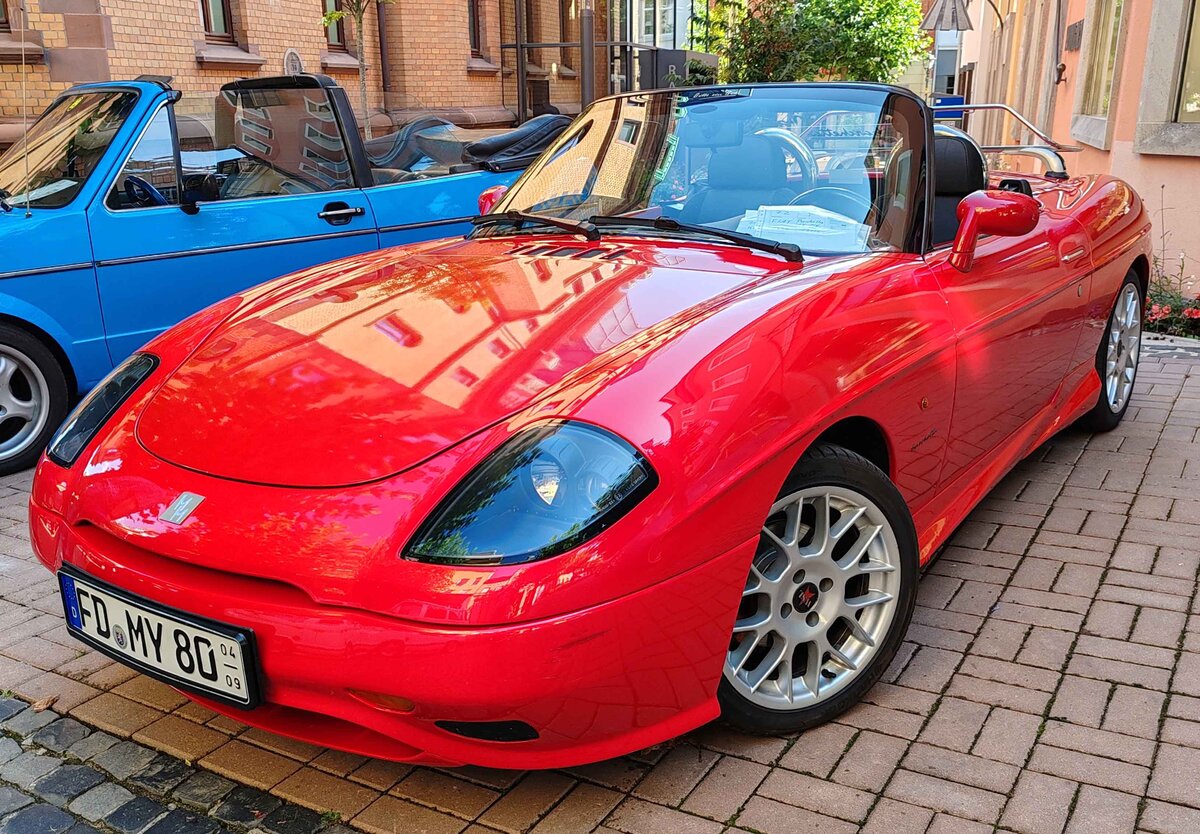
[0,324,69,475]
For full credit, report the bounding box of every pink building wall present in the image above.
[962,0,1200,293]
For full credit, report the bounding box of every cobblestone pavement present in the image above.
[1143,335,1200,360]
[0,696,354,834]
[0,344,1197,834]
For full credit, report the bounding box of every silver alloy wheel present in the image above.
[0,346,50,463]
[724,486,902,710]
[1105,283,1142,412]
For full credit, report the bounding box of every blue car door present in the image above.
[359,121,522,248]
[366,170,517,249]
[88,77,379,361]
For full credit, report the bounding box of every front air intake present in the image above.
[435,720,540,742]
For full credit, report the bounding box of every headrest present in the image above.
[934,133,987,196]
[707,136,786,190]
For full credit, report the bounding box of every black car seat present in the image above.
[677,135,798,225]
[932,130,988,246]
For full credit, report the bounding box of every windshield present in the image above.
[488,86,928,256]
[0,90,138,209]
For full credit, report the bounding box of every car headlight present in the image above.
[404,421,657,566]
[47,353,158,468]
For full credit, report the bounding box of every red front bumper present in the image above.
[30,497,752,768]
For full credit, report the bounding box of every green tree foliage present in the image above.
[721,0,930,84]
[689,0,742,55]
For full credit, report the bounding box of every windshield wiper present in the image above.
[589,216,804,263]
[472,210,601,242]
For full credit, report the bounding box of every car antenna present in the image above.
[18,0,31,218]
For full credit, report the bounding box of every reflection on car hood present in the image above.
[136,237,794,487]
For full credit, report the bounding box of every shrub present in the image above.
[1146,253,1200,338]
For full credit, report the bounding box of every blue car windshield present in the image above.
[0,90,137,209]
[487,86,929,256]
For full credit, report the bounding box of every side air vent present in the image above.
[507,242,630,261]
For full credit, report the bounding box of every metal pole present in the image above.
[19,1,30,217]
[580,0,595,107]
[515,0,528,122]
[377,1,392,95]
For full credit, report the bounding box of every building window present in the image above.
[0,1,9,32]
[200,0,235,42]
[635,0,679,48]
[468,0,482,55]
[934,47,958,95]
[559,0,574,67]
[1081,0,1124,115]
[1134,0,1200,153]
[324,0,346,50]
[524,0,537,40]
[1179,0,1200,122]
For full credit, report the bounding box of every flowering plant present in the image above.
[1146,254,1200,337]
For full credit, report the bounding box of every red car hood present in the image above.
[136,238,791,487]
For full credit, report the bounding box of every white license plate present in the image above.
[59,569,257,707]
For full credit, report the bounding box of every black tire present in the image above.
[718,443,919,735]
[0,324,70,475]
[1079,270,1143,433]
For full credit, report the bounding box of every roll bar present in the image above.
[932,103,1081,179]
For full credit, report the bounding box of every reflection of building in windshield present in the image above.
[505,93,676,216]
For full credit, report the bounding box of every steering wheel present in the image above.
[788,187,875,220]
[124,175,169,208]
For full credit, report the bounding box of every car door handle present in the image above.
[318,202,366,225]
[1061,247,1086,264]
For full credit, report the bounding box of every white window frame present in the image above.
[1135,0,1200,155]
[1070,0,1130,151]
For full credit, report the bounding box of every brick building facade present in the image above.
[0,0,696,144]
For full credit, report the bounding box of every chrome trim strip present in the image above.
[378,216,473,235]
[0,262,95,281]
[94,228,377,267]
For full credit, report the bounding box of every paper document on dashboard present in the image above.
[736,205,871,252]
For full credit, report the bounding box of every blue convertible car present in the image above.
[0,74,566,473]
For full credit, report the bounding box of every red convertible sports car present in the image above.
[30,83,1150,769]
